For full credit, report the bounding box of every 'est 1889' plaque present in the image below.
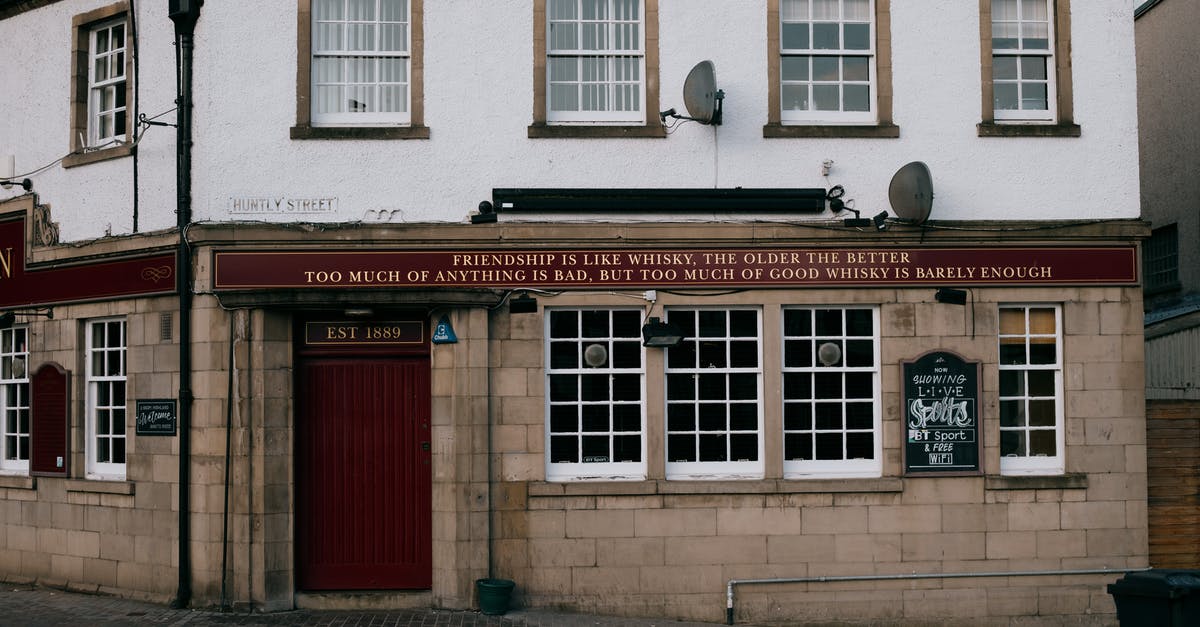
[903,351,981,475]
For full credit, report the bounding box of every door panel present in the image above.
[296,357,431,589]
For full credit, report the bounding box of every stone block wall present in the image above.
[487,286,1148,624]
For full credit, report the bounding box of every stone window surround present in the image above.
[763,0,899,139]
[291,0,429,140]
[978,0,1080,137]
[529,0,665,139]
[62,1,135,169]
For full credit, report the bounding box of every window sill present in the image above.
[763,123,900,139]
[290,125,431,140]
[985,473,1087,490]
[0,475,35,490]
[529,477,902,497]
[65,479,135,495]
[977,122,1081,138]
[61,144,134,169]
[527,123,666,139]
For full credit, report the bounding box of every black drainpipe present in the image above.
[168,0,202,610]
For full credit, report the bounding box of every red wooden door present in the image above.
[296,357,431,589]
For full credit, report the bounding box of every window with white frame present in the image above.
[88,17,128,145]
[998,305,1063,474]
[311,0,412,125]
[0,327,29,473]
[546,309,645,480]
[546,0,645,124]
[779,0,876,124]
[665,308,763,479]
[782,307,880,477]
[990,0,1055,121]
[87,319,127,478]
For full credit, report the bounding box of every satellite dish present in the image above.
[662,61,724,126]
[888,161,934,225]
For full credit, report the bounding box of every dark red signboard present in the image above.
[213,246,1138,290]
[304,321,425,346]
[31,362,69,477]
[0,217,176,308]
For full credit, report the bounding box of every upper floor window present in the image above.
[1143,224,1180,295]
[765,0,895,137]
[530,0,663,137]
[87,318,126,479]
[546,308,645,481]
[665,308,763,480]
[998,305,1063,475]
[0,327,29,474]
[89,19,128,144]
[782,307,881,478]
[65,2,135,168]
[990,0,1053,120]
[979,0,1079,136]
[292,0,427,139]
[779,0,874,123]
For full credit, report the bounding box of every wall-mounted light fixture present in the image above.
[872,211,889,231]
[0,179,32,192]
[471,200,497,224]
[509,293,537,314]
[641,317,685,348]
[0,308,54,329]
[934,288,968,305]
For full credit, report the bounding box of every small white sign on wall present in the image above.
[226,196,337,215]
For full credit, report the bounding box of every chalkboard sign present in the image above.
[903,351,981,475]
[136,399,177,436]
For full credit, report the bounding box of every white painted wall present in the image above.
[1,1,1141,241]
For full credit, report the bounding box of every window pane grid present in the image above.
[88,319,127,476]
[0,327,29,468]
[991,0,1053,118]
[89,20,127,143]
[546,309,645,476]
[782,308,878,468]
[547,0,645,122]
[312,0,412,124]
[998,305,1062,472]
[665,309,762,468]
[780,0,875,121]
[1143,224,1180,292]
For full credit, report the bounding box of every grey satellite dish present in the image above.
[888,161,934,225]
[660,61,724,126]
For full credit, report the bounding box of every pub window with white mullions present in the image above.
[779,0,876,124]
[546,309,645,481]
[998,305,1063,475]
[665,308,763,479]
[782,307,881,478]
[0,327,30,473]
[87,319,127,479]
[547,0,645,123]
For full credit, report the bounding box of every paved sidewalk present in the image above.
[0,584,733,627]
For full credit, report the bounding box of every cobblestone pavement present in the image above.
[0,584,733,627]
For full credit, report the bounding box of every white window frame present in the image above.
[311,0,412,126]
[998,305,1064,475]
[781,306,881,478]
[87,17,128,145]
[779,0,877,125]
[0,327,30,474]
[664,307,764,480]
[545,308,647,481]
[86,318,127,479]
[991,0,1056,122]
[546,0,646,124]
